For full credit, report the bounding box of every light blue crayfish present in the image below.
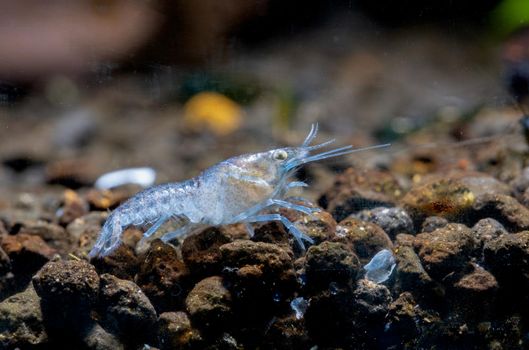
[89,123,388,257]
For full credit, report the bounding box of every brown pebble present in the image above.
[32,259,100,307]
[185,276,232,330]
[319,167,403,221]
[1,233,56,274]
[413,223,479,280]
[473,193,529,231]
[98,273,157,341]
[305,241,360,291]
[334,217,392,264]
[157,311,202,350]
[17,220,70,254]
[136,240,190,312]
[181,226,233,278]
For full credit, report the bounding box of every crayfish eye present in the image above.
[273,150,288,161]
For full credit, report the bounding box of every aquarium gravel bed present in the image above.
[1,108,529,349]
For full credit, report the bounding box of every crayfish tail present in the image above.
[88,215,122,258]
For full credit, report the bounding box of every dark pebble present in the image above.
[385,292,441,347]
[473,193,529,232]
[449,264,498,320]
[353,206,414,239]
[394,245,435,295]
[292,210,337,244]
[32,259,100,309]
[0,233,56,275]
[57,189,89,226]
[304,241,360,291]
[185,276,232,331]
[350,279,392,346]
[98,273,157,342]
[401,175,476,225]
[483,231,529,290]
[0,285,48,348]
[181,226,233,278]
[136,240,190,312]
[413,223,479,280]
[17,220,70,254]
[157,311,202,350]
[91,244,140,280]
[421,216,449,233]
[471,218,507,248]
[262,315,309,350]
[334,217,393,264]
[80,322,124,350]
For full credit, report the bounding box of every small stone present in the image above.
[81,322,124,350]
[91,243,140,280]
[136,240,189,312]
[449,265,498,320]
[421,216,449,233]
[471,218,507,246]
[251,221,291,247]
[45,158,95,188]
[207,332,240,350]
[185,276,232,330]
[352,279,392,326]
[293,210,337,244]
[473,193,529,231]
[334,217,393,264]
[181,227,233,277]
[0,233,56,274]
[394,233,415,247]
[262,314,309,349]
[413,223,479,280]
[363,249,396,284]
[219,240,296,329]
[319,167,403,221]
[0,285,48,348]
[353,206,414,239]
[401,175,476,225]
[483,231,529,289]
[305,241,361,290]
[98,274,157,341]
[520,187,529,208]
[454,265,498,294]
[157,312,202,350]
[219,240,293,276]
[385,292,441,345]
[17,220,70,253]
[394,245,434,293]
[32,259,100,308]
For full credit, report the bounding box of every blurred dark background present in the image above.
[1,0,529,190]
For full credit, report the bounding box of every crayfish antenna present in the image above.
[302,123,319,147]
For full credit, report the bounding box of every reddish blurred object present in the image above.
[0,0,160,81]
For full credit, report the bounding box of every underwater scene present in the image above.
[2,1,529,349]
